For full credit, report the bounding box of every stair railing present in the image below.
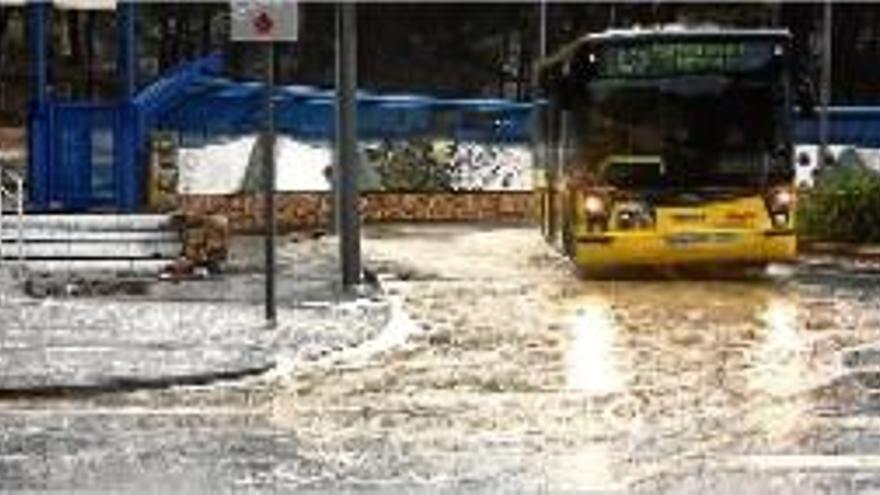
[0,163,25,275]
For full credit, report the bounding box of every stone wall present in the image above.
[180,192,535,233]
[0,127,25,165]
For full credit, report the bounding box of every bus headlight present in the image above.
[771,212,790,228]
[584,194,609,232]
[767,188,794,228]
[585,195,605,216]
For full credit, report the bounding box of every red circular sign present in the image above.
[253,11,274,35]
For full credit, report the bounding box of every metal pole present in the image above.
[118,1,136,100]
[28,2,48,106]
[539,0,547,59]
[16,174,23,273]
[770,3,781,27]
[27,1,50,209]
[542,1,558,243]
[264,42,277,326]
[116,0,139,211]
[537,0,555,242]
[336,2,361,288]
[0,165,4,268]
[819,1,832,167]
[86,11,96,99]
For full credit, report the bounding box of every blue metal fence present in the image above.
[28,54,225,212]
[51,104,116,211]
[794,107,880,147]
[30,49,536,213]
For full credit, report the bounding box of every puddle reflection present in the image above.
[751,295,809,396]
[544,443,625,492]
[566,296,625,395]
[744,293,821,443]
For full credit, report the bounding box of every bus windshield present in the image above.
[570,39,792,190]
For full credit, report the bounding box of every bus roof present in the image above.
[584,25,790,42]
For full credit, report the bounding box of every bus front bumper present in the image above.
[573,229,797,269]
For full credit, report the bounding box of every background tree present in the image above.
[8,2,880,127]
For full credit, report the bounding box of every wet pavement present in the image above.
[4,224,880,493]
[0,234,389,390]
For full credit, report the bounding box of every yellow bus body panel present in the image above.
[569,194,797,269]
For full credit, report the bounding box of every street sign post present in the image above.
[336,3,361,288]
[819,1,832,168]
[262,44,278,327]
[230,0,298,327]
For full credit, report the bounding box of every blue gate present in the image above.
[50,104,117,211]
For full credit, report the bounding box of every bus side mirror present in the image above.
[543,73,576,110]
[538,63,580,110]
[558,75,577,109]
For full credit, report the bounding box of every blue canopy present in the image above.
[152,75,535,143]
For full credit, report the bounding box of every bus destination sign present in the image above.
[598,41,775,78]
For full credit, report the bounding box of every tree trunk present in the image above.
[169,7,181,67]
[178,3,192,59]
[85,11,95,99]
[498,31,508,98]
[517,18,529,101]
[159,7,170,71]
[67,10,81,64]
[0,8,8,116]
[67,10,83,97]
[200,4,213,55]
[0,8,9,43]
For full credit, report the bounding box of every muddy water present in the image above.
[6,226,880,493]
[267,225,880,492]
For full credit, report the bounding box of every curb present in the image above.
[799,241,880,262]
[0,363,274,399]
[265,271,419,380]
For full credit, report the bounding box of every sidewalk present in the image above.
[798,240,880,391]
[800,240,880,262]
[0,235,390,392]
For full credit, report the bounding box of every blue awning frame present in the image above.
[153,72,537,143]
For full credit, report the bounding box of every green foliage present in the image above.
[797,165,880,243]
[676,4,778,27]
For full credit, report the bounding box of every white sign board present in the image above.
[231,0,298,42]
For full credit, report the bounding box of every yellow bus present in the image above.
[535,27,798,273]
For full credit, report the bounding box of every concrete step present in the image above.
[0,214,177,232]
[0,240,181,259]
[0,213,183,278]
[18,259,175,276]
[0,230,179,243]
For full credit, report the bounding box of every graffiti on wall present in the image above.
[176,135,534,195]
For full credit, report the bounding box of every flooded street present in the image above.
[5,225,880,493]
[276,225,880,493]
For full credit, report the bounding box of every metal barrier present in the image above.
[0,164,26,275]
